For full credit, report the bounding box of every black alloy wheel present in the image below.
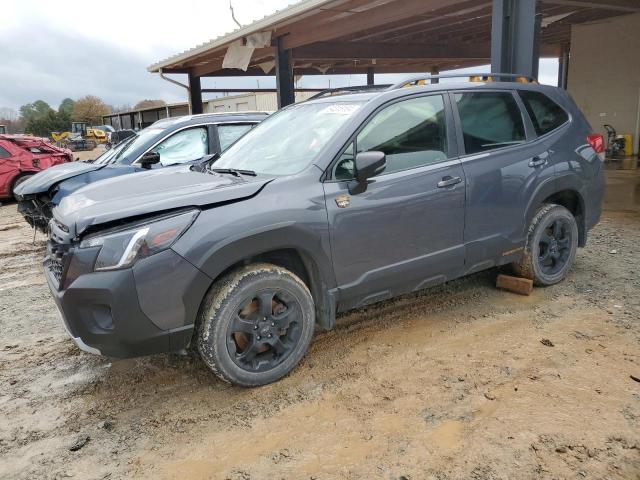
[227,289,303,373]
[513,203,579,286]
[197,263,315,387]
[537,217,573,276]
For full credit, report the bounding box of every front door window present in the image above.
[152,127,208,166]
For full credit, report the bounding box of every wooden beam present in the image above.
[291,41,490,60]
[541,0,640,12]
[496,274,533,296]
[187,46,275,77]
[200,88,325,93]
[281,0,466,50]
[349,1,492,42]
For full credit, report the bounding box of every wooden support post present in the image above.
[496,274,533,296]
[276,36,295,108]
[188,72,203,115]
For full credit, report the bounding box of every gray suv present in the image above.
[44,74,605,386]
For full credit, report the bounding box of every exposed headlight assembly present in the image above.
[80,210,198,271]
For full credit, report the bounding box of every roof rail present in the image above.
[309,84,392,100]
[388,73,536,90]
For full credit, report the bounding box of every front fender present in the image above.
[172,177,336,329]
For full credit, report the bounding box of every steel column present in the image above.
[491,0,540,79]
[366,67,375,85]
[188,72,203,115]
[276,37,295,108]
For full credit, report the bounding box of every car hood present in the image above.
[14,161,105,196]
[55,166,271,236]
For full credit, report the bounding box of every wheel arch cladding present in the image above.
[190,227,337,331]
[526,178,587,247]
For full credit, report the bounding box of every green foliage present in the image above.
[58,98,75,118]
[17,96,107,137]
[19,100,63,137]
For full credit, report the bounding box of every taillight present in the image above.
[587,134,604,154]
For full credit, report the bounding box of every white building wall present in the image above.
[204,91,317,114]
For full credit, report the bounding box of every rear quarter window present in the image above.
[0,146,11,158]
[519,90,569,136]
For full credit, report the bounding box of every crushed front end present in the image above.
[17,193,55,232]
[43,213,210,358]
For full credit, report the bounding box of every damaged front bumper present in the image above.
[43,231,211,358]
[17,195,53,232]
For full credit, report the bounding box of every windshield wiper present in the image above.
[210,168,257,177]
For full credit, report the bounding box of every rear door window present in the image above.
[0,146,11,158]
[454,91,525,155]
[519,90,569,136]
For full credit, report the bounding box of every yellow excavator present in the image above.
[51,122,108,151]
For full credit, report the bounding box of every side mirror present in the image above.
[349,151,386,194]
[140,151,161,169]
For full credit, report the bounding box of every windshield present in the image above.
[92,134,138,164]
[109,127,164,165]
[213,101,364,175]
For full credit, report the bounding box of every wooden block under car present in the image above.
[496,274,533,296]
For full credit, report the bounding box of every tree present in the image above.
[20,100,54,123]
[58,98,75,117]
[71,95,110,124]
[19,100,58,137]
[134,99,166,110]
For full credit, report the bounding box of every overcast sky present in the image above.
[0,0,558,112]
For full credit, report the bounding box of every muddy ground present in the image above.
[0,184,639,479]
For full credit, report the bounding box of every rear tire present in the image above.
[197,263,315,387]
[512,204,578,286]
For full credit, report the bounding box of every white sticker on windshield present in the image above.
[319,104,361,115]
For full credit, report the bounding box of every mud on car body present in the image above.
[14,112,268,231]
[44,75,605,386]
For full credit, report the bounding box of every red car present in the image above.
[0,135,73,200]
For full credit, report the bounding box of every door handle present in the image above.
[529,155,548,168]
[437,176,462,188]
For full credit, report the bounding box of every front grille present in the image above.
[45,232,71,289]
[45,255,64,284]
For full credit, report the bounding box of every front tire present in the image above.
[513,204,578,286]
[197,263,315,387]
[12,175,33,201]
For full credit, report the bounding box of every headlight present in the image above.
[80,210,198,271]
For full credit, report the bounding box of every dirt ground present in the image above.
[0,170,639,479]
